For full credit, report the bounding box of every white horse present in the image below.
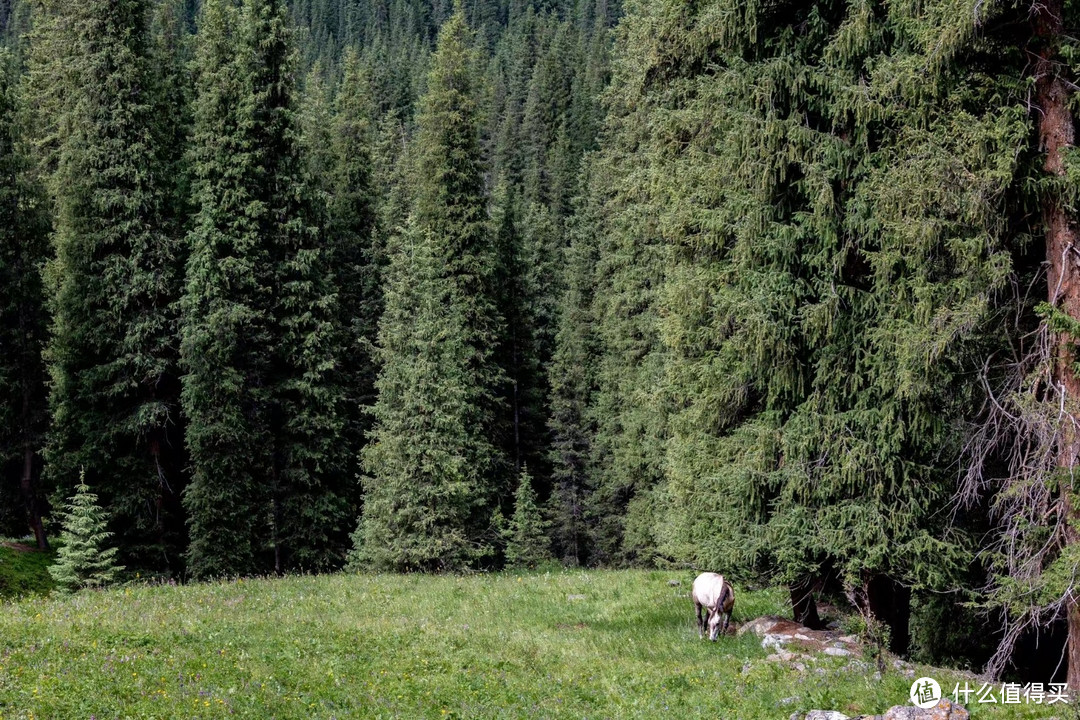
[692,572,735,640]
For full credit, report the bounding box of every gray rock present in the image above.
[882,699,970,720]
[801,711,850,720]
[779,696,799,706]
[667,580,681,586]
[567,594,586,601]
[838,661,871,674]
[824,646,853,657]
[762,633,789,651]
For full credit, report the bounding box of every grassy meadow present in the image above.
[0,569,1059,719]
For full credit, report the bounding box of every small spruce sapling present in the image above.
[505,466,552,569]
[48,471,123,592]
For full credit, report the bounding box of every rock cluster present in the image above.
[737,618,982,720]
[791,698,970,720]
[737,615,861,669]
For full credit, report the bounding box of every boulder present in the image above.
[790,711,850,720]
[738,615,789,636]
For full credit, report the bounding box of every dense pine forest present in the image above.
[3,0,1080,689]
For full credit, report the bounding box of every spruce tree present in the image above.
[34,0,185,571]
[490,183,557,489]
[182,0,345,577]
[505,466,551,569]
[601,0,1024,651]
[582,82,669,566]
[546,183,600,566]
[48,473,123,592]
[0,49,49,549]
[328,49,380,509]
[520,22,575,209]
[354,10,504,572]
[955,0,1080,688]
[487,8,541,190]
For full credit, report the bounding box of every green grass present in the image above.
[0,540,55,599]
[0,570,1057,719]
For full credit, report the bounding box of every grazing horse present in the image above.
[692,572,735,640]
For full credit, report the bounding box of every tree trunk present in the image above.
[790,578,822,629]
[1033,0,1080,692]
[19,383,46,550]
[272,491,282,575]
[20,443,46,550]
[865,575,911,657]
[149,437,171,568]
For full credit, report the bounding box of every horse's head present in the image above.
[706,607,724,641]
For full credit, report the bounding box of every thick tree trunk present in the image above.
[1034,0,1080,692]
[790,578,822,629]
[865,575,911,657]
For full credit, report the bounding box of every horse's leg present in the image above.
[695,601,704,638]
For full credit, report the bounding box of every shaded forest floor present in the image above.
[0,570,1050,718]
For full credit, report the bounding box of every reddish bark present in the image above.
[1034,0,1080,692]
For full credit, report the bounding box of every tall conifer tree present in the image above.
[581,67,669,566]
[602,0,1026,653]
[546,184,600,566]
[328,50,380,507]
[36,0,185,570]
[0,50,49,548]
[354,10,504,572]
[182,0,344,577]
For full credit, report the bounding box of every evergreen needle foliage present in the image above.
[181,0,345,578]
[7,0,1080,684]
[30,0,187,571]
[0,47,49,547]
[505,466,552,569]
[48,473,123,592]
[354,10,504,572]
